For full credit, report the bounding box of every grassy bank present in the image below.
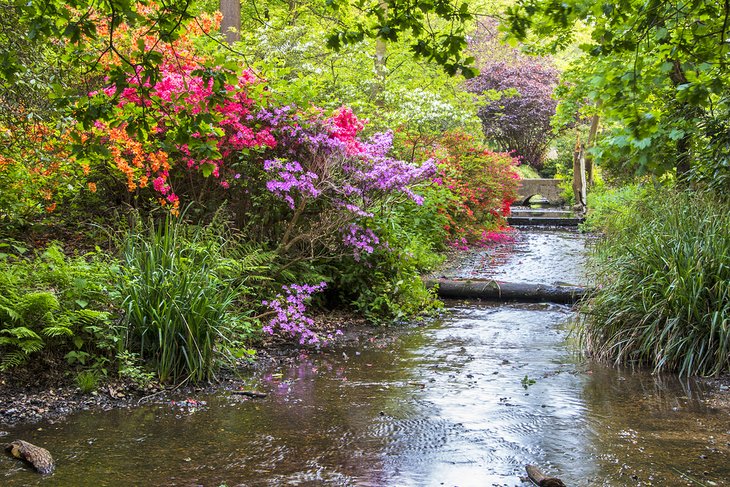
[580,189,730,376]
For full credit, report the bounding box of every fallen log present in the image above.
[231,390,267,398]
[525,464,566,486]
[5,439,55,474]
[425,278,589,304]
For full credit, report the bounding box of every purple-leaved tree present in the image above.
[466,22,559,171]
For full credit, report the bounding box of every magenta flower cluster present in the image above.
[262,282,341,345]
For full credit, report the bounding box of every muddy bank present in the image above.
[0,311,376,428]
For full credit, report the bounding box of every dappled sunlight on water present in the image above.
[3,231,728,486]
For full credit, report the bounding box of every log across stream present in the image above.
[1,228,728,485]
[425,278,589,304]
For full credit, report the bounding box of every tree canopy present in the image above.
[506,0,730,183]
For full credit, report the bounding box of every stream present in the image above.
[2,228,729,486]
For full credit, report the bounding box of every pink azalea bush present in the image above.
[82,52,437,338]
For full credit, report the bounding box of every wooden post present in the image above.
[579,143,587,210]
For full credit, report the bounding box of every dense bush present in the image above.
[580,190,730,376]
[430,131,520,246]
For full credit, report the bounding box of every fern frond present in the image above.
[1,326,42,340]
[71,309,112,325]
[0,303,22,323]
[0,350,30,371]
[42,325,74,338]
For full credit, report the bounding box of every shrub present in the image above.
[431,131,520,246]
[333,213,444,321]
[580,190,730,376]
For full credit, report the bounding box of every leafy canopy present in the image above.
[505,0,730,179]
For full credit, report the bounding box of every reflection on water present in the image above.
[3,229,728,486]
[3,302,728,486]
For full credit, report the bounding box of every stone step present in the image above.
[509,209,576,218]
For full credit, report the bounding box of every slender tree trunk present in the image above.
[669,60,692,180]
[572,135,586,213]
[372,0,388,105]
[220,0,241,44]
[585,113,599,187]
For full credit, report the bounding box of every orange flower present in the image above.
[88,182,97,193]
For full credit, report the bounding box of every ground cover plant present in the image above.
[0,243,116,372]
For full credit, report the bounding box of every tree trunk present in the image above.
[372,1,388,105]
[572,134,586,212]
[669,60,692,180]
[220,0,241,44]
[585,113,600,186]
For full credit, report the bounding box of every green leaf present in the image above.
[200,163,215,178]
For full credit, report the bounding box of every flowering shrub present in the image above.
[428,131,520,246]
[262,282,342,345]
[2,3,445,342]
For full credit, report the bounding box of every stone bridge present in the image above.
[516,178,564,206]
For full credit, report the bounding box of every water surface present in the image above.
[3,230,728,486]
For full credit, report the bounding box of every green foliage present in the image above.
[117,213,265,383]
[514,164,540,179]
[324,0,477,78]
[581,183,649,234]
[580,190,730,376]
[520,375,536,389]
[75,370,99,394]
[507,0,730,181]
[0,243,115,371]
[335,227,443,322]
[116,351,155,388]
[541,131,576,179]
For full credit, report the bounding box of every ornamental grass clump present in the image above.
[580,191,730,376]
[118,215,238,384]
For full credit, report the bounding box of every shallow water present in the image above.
[3,231,728,486]
[437,228,592,286]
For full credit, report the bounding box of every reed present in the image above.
[118,214,237,383]
[580,190,730,376]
